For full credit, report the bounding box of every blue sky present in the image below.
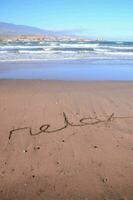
[0,0,133,40]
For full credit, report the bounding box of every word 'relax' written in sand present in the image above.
[9,112,133,140]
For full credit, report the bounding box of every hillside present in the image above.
[0,22,62,36]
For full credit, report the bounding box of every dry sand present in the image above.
[0,80,133,200]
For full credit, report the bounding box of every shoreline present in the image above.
[0,80,133,200]
[1,61,133,81]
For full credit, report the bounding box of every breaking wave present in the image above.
[0,40,133,61]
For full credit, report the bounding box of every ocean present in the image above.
[0,40,133,62]
[0,40,133,80]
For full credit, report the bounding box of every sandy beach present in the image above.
[0,80,133,200]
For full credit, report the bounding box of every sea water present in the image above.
[0,40,133,80]
[1,40,133,61]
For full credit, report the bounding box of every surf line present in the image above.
[8,112,132,140]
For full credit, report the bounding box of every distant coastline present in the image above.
[0,34,97,42]
[0,21,98,42]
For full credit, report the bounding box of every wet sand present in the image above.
[0,80,133,200]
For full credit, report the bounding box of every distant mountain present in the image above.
[0,22,66,36]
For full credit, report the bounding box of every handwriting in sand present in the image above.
[9,112,133,140]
